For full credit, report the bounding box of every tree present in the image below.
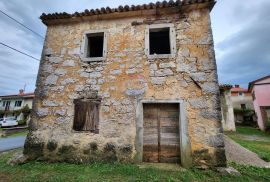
[21,104,31,119]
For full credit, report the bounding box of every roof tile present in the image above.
[40,0,215,23]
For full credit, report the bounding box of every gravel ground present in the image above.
[224,136,270,168]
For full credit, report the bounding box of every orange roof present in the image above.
[40,0,216,25]
[231,87,249,92]
[0,92,35,99]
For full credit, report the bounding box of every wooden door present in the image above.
[143,103,180,163]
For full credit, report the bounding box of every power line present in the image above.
[0,9,45,39]
[0,42,40,61]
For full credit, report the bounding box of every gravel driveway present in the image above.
[224,136,270,168]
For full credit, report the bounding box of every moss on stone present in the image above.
[58,145,75,155]
[90,142,98,151]
[120,144,133,154]
[102,143,117,161]
[23,133,45,160]
[47,140,58,151]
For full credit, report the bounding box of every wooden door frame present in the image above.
[135,99,192,168]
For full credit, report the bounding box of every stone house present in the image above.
[24,0,226,168]
[231,85,256,125]
[231,85,254,110]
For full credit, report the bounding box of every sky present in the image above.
[0,0,269,95]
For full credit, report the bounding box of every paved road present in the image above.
[225,136,270,168]
[0,136,26,152]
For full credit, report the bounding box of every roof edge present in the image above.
[248,75,270,92]
[40,0,216,26]
[0,92,35,99]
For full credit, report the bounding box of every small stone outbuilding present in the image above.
[24,0,226,168]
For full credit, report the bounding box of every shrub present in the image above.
[21,105,31,118]
[234,108,255,115]
[17,119,27,126]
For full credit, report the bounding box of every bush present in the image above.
[21,105,31,118]
[234,108,255,115]
[17,119,27,126]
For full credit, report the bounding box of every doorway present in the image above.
[261,106,270,131]
[143,103,180,163]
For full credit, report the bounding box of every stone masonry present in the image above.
[24,0,226,167]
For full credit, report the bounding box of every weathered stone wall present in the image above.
[220,89,236,131]
[24,8,226,167]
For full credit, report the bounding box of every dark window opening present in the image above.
[4,101,10,111]
[87,33,104,58]
[241,104,246,110]
[15,101,22,107]
[149,28,171,55]
[73,99,100,133]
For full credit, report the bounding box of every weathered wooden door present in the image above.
[143,103,180,163]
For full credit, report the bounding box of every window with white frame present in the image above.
[81,30,107,62]
[145,24,176,59]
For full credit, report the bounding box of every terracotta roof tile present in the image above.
[0,92,35,98]
[40,0,216,23]
[231,87,249,93]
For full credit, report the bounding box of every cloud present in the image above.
[0,0,268,95]
[0,0,156,95]
[214,0,270,87]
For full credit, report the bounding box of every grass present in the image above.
[0,149,270,182]
[0,128,28,138]
[226,127,270,162]
[7,130,28,138]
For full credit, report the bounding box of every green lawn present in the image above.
[226,127,270,162]
[7,130,28,138]
[0,149,270,182]
[0,128,28,138]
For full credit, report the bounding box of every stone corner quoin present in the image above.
[25,1,226,168]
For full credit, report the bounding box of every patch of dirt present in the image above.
[224,136,270,168]
[0,172,11,182]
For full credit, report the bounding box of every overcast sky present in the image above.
[0,0,269,95]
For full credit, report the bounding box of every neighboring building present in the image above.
[231,85,256,125]
[24,0,226,168]
[219,84,235,131]
[0,89,34,120]
[249,75,270,131]
[231,85,254,110]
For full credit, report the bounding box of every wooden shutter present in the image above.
[73,99,100,133]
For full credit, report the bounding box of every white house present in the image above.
[0,89,34,120]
